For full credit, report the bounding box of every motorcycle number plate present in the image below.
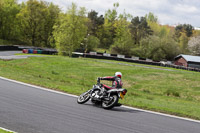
[120,92,124,99]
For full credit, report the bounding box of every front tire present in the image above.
[102,94,118,109]
[77,91,90,104]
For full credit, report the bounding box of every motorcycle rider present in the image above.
[97,72,123,106]
[98,72,123,90]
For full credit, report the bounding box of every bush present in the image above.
[86,35,100,52]
[131,35,180,61]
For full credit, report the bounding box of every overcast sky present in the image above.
[18,0,200,27]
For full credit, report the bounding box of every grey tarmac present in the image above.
[0,78,200,133]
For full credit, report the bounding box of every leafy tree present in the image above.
[129,16,152,45]
[87,10,104,36]
[42,2,60,47]
[53,3,88,56]
[146,15,180,60]
[179,32,189,54]
[98,3,119,48]
[84,35,100,52]
[17,0,49,46]
[132,35,163,60]
[17,0,59,47]
[145,12,158,23]
[161,36,181,60]
[96,24,112,48]
[146,13,174,39]
[132,35,180,61]
[105,3,119,22]
[0,0,20,40]
[175,24,194,38]
[0,0,4,33]
[111,12,133,55]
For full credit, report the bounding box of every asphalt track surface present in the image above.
[0,51,22,56]
[0,51,43,60]
[0,78,200,133]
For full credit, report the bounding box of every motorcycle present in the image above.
[77,79,127,109]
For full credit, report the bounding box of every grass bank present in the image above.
[0,55,200,120]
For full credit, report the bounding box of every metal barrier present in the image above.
[72,52,200,72]
[1,46,199,72]
[0,45,20,51]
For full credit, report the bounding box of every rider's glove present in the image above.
[97,77,101,82]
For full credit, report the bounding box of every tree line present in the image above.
[1,0,200,60]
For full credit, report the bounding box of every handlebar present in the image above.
[97,77,101,84]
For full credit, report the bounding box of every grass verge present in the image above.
[0,128,13,133]
[0,55,200,120]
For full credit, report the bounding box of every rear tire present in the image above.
[77,91,90,104]
[102,94,118,109]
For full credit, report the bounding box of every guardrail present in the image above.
[0,45,20,51]
[72,52,200,72]
[0,45,58,55]
[1,45,199,72]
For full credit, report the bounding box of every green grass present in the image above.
[0,128,13,133]
[0,56,200,120]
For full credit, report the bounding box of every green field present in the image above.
[0,56,200,120]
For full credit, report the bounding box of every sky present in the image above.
[18,0,200,28]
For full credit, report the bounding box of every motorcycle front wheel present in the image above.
[77,91,90,104]
[102,94,118,109]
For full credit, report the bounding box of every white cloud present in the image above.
[174,4,198,14]
[18,0,200,27]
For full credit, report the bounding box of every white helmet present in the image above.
[115,72,122,78]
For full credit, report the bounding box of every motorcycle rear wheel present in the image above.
[77,91,90,104]
[102,94,118,109]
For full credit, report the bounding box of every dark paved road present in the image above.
[0,51,21,56]
[0,51,43,60]
[0,78,200,133]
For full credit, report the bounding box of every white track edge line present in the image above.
[0,76,200,124]
[0,127,17,133]
[0,76,78,98]
[122,106,200,123]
